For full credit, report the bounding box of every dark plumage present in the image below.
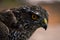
[0,6,48,40]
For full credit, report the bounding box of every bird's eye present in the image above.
[32,14,38,20]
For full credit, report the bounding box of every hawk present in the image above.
[0,6,48,40]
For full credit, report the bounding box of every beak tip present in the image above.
[43,27,47,30]
[42,25,47,30]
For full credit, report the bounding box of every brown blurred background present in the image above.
[0,0,60,25]
[40,3,60,26]
[0,0,60,40]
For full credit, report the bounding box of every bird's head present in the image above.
[19,6,48,30]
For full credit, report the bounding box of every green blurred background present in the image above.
[0,0,21,10]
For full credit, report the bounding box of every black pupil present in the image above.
[33,15,36,18]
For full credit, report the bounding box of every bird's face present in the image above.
[31,11,48,30]
[20,6,48,30]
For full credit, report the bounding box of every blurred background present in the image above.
[0,0,60,40]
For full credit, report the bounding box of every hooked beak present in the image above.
[42,24,47,30]
[41,18,48,30]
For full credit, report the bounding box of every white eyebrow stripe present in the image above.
[36,12,39,15]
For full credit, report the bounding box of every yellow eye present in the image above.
[32,14,38,20]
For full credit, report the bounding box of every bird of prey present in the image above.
[0,6,48,40]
